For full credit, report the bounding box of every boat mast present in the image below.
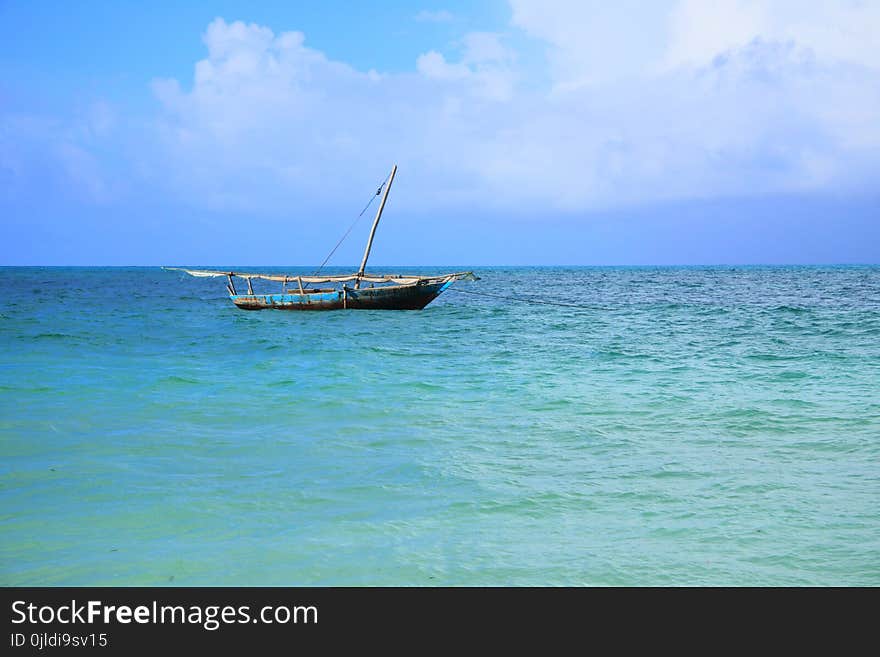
[355,164,397,288]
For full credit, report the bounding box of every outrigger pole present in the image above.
[355,164,397,289]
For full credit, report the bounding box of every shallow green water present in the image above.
[1,266,878,585]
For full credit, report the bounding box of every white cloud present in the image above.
[416,51,470,80]
[511,0,880,87]
[663,0,769,70]
[416,32,515,100]
[150,19,393,210]
[4,5,878,217]
[150,17,521,212]
[461,32,512,64]
[510,0,673,87]
[664,0,880,71]
[2,1,875,238]
[141,12,879,215]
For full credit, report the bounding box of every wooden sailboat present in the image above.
[165,165,478,310]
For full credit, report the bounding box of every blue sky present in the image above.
[1,1,878,265]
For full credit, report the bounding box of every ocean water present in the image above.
[1,265,878,586]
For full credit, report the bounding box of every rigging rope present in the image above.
[446,287,596,309]
[311,176,389,277]
[358,181,387,217]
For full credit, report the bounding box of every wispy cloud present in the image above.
[415,9,454,23]
[1,105,124,205]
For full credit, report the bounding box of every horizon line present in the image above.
[2,263,879,268]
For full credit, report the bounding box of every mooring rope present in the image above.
[311,176,389,277]
[447,287,596,309]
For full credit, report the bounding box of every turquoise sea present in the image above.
[1,266,878,586]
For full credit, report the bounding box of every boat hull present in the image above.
[230,280,452,311]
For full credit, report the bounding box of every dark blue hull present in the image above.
[231,280,452,311]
